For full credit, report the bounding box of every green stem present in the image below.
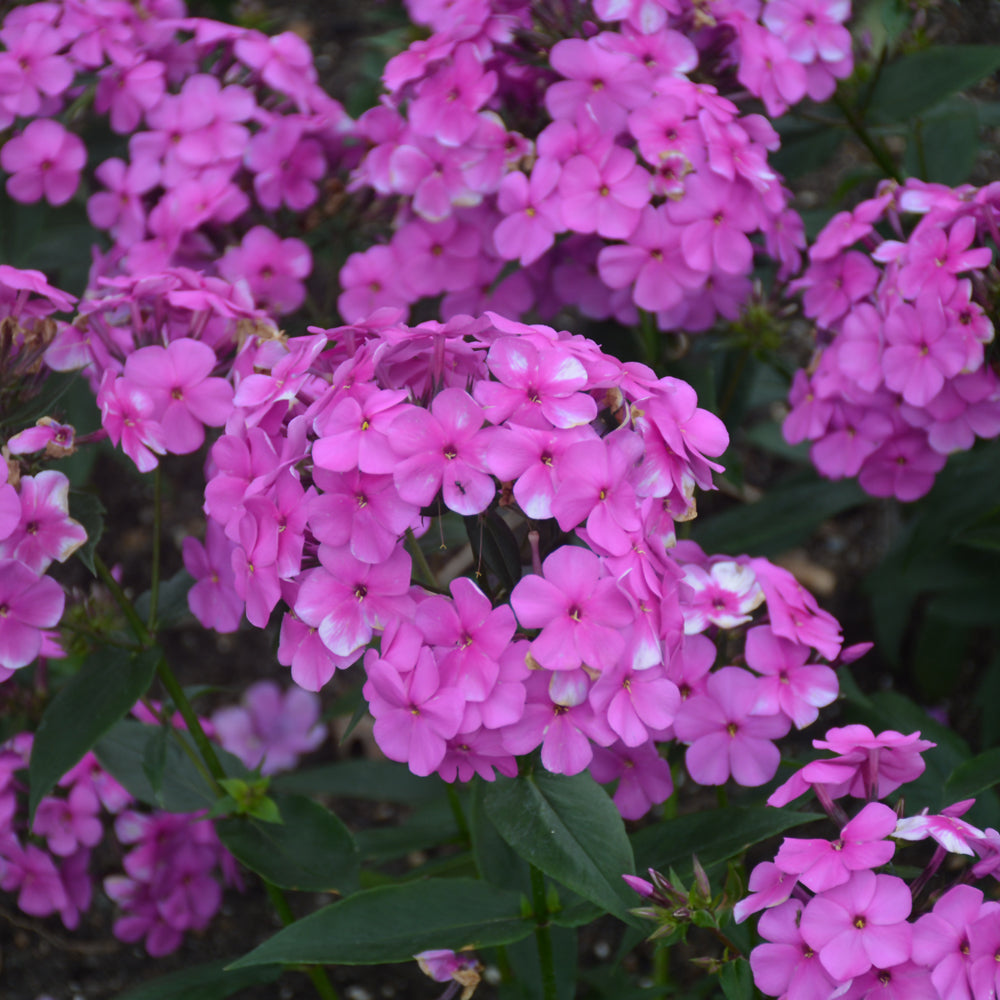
[446,784,470,843]
[155,658,225,785]
[141,695,217,791]
[715,786,729,809]
[717,348,750,423]
[832,93,902,182]
[265,883,341,1000]
[635,310,661,370]
[148,466,162,634]
[530,865,558,1000]
[94,553,151,647]
[653,941,671,991]
[405,527,437,589]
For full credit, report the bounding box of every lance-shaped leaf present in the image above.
[482,771,638,924]
[113,959,282,1000]
[228,878,533,967]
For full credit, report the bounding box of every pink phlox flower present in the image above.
[240,470,311,579]
[745,626,839,729]
[123,338,233,455]
[775,801,897,893]
[837,960,938,1000]
[912,884,986,1000]
[747,556,843,660]
[858,428,947,502]
[592,0,683,34]
[559,145,650,240]
[597,205,703,314]
[0,20,73,117]
[246,116,326,211]
[392,214,481,298]
[278,596,358,694]
[415,576,515,702]
[32,783,104,858]
[895,215,992,301]
[230,513,282,628]
[309,468,418,564]
[0,470,86,573]
[970,902,1000,1000]
[893,799,985,856]
[674,667,790,787]
[680,560,764,634]
[552,430,644,556]
[362,642,465,777]
[294,546,414,658]
[436,726,518,783]
[204,425,285,535]
[0,263,76,318]
[0,840,68,918]
[0,558,65,671]
[493,159,564,267]
[501,670,614,776]
[664,632,716,703]
[882,296,969,408]
[589,740,674,820]
[312,387,409,476]
[388,134,480,222]
[734,22,807,118]
[831,302,887,394]
[212,680,325,775]
[1,119,86,206]
[182,522,243,633]
[510,545,633,673]
[233,331,328,427]
[87,155,160,247]
[234,30,319,104]
[94,58,166,135]
[800,870,912,982]
[416,948,481,991]
[763,0,853,66]
[390,387,495,515]
[408,42,497,148]
[485,422,595,520]
[667,172,759,276]
[589,660,680,747]
[57,847,93,931]
[750,898,840,1000]
[733,862,796,924]
[795,250,880,330]
[169,74,254,169]
[382,34,456,93]
[477,335,597,429]
[218,226,312,316]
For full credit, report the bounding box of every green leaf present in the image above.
[869,46,1000,123]
[469,778,531,895]
[29,647,160,822]
[355,799,460,862]
[217,793,360,894]
[95,719,251,813]
[228,878,533,967]
[482,771,637,923]
[945,749,1000,801]
[135,568,194,629]
[691,475,867,556]
[271,758,441,803]
[464,509,522,596]
[141,723,169,799]
[69,491,105,576]
[719,958,754,1000]
[905,105,980,186]
[631,807,824,878]
[113,958,282,1000]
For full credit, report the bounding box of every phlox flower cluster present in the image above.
[0,680,315,954]
[0,0,351,317]
[341,0,852,333]
[733,725,1000,1000]
[190,311,845,815]
[0,265,95,676]
[785,178,1000,501]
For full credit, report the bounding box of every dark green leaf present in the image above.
[913,613,969,703]
[29,647,160,822]
[135,569,194,629]
[771,125,845,180]
[905,105,981,186]
[719,958,754,1000]
[355,799,460,862]
[631,807,824,878]
[69,491,105,576]
[141,723,169,799]
[228,879,533,967]
[482,771,637,923]
[96,719,251,813]
[504,925,578,1000]
[217,793,360,893]
[113,959,282,1000]
[469,778,531,895]
[464,509,522,596]
[691,476,867,556]
[945,749,1000,801]
[869,46,1000,122]
[271,758,441,803]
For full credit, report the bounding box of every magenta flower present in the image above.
[913,884,984,1000]
[218,227,312,316]
[800,871,913,981]
[673,667,789,787]
[390,388,495,515]
[0,559,65,671]
[750,899,839,1000]
[0,471,86,574]
[774,801,898,892]
[510,546,633,673]
[559,146,650,240]
[182,522,243,634]
[590,741,674,820]
[1,119,86,206]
